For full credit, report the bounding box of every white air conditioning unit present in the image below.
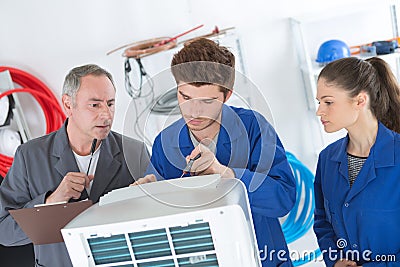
[62,175,261,267]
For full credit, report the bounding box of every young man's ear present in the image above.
[62,94,73,116]
[223,89,233,103]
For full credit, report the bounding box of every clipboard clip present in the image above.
[34,201,68,208]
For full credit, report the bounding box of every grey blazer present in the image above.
[0,120,150,267]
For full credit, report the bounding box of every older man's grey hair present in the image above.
[62,64,115,105]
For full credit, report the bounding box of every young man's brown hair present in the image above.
[171,38,235,99]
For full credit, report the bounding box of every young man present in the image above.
[0,64,150,267]
[140,38,296,266]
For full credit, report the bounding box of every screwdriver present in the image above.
[180,153,201,178]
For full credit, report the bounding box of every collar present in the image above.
[330,121,395,168]
[52,119,120,158]
[51,119,72,157]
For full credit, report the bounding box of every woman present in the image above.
[314,57,400,267]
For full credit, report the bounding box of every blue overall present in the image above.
[314,122,400,266]
[146,105,296,266]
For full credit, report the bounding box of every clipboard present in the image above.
[9,199,93,245]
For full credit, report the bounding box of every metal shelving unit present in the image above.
[290,1,400,111]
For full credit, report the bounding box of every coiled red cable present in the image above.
[0,67,66,178]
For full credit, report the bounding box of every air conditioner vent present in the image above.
[129,228,172,260]
[170,222,215,255]
[88,234,131,265]
[137,259,176,267]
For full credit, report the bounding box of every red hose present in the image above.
[0,67,66,177]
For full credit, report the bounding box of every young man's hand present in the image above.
[188,144,235,178]
[45,172,94,203]
[130,174,157,186]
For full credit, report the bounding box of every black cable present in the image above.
[124,58,154,99]
[132,85,155,146]
[123,57,156,145]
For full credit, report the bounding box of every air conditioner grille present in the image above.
[129,229,172,260]
[86,222,218,266]
[137,259,176,267]
[88,234,131,265]
[170,223,215,255]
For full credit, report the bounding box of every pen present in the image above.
[86,139,97,176]
[180,153,201,178]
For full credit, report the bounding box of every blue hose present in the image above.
[282,152,321,266]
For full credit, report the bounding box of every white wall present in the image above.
[0,0,393,170]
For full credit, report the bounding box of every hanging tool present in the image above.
[106,24,204,57]
[153,24,204,47]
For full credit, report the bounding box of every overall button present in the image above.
[344,203,349,207]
